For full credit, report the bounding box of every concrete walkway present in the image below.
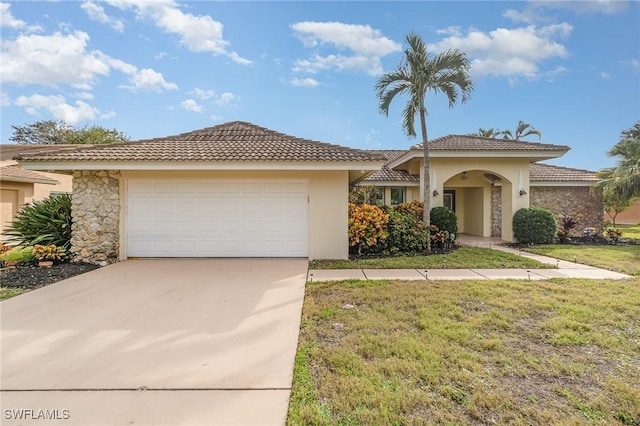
[308,238,631,282]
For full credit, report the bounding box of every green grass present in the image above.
[288,278,640,425]
[618,223,640,240]
[310,247,552,270]
[525,245,640,275]
[0,287,24,300]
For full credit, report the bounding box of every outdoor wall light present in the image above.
[519,188,527,196]
[461,171,469,180]
[432,189,439,197]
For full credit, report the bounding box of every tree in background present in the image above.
[473,128,505,138]
[501,120,542,141]
[10,120,130,145]
[375,32,473,253]
[597,122,640,203]
[603,188,632,227]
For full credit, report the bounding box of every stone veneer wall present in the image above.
[491,186,502,237]
[71,170,120,265]
[530,186,604,235]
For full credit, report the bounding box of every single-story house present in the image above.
[16,122,603,263]
[1,145,74,237]
[361,137,602,240]
[15,121,384,263]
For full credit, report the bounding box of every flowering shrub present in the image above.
[392,201,425,222]
[33,244,67,261]
[0,243,11,256]
[348,203,389,255]
[604,228,623,243]
[583,227,597,237]
[385,210,429,254]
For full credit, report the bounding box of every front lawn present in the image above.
[288,278,640,425]
[310,247,551,270]
[525,245,640,275]
[618,223,640,240]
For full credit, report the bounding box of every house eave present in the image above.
[388,149,569,169]
[0,176,59,185]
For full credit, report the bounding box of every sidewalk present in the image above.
[308,242,631,282]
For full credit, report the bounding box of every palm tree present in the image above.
[375,32,473,252]
[501,120,542,140]
[474,128,503,138]
[597,123,640,202]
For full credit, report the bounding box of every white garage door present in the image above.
[127,179,308,257]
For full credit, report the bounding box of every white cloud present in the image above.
[120,68,178,92]
[0,2,41,31]
[180,98,202,113]
[530,0,629,15]
[1,31,110,88]
[104,0,251,64]
[214,92,235,105]
[600,71,611,79]
[14,94,114,124]
[1,89,11,107]
[289,77,320,87]
[81,1,125,32]
[74,92,95,100]
[623,58,640,71]
[431,24,572,80]
[190,88,215,100]
[291,21,401,76]
[0,2,24,29]
[1,30,177,93]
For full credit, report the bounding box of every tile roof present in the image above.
[410,135,571,152]
[529,163,599,182]
[0,164,59,184]
[362,150,419,182]
[1,144,81,161]
[14,121,384,163]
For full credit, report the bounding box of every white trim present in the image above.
[387,150,568,169]
[19,160,384,172]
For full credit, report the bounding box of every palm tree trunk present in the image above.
[420,107,431,254]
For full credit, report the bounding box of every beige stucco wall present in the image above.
[32,172,73,201]
[119,170,349,260]
[405,157,531,241]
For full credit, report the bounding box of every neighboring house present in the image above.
[1,145,74,237]
[360,135,603,241]
[16,121,384,263]
[605,201,640,225]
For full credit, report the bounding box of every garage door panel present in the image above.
[127,179,308,257]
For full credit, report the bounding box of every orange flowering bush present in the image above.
[348,203,389,255]
[0,242,11,256]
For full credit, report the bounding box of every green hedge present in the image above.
[430,206,458,238]
[513,207,556,244]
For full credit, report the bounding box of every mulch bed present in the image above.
[0,262,99,291]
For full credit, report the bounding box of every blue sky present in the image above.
[1,1,638,171]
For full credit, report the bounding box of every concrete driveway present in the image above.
[1,259,308,425]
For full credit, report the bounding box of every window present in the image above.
[443,189,456,212]
[390,187,405,205]
[372,187,384,206]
